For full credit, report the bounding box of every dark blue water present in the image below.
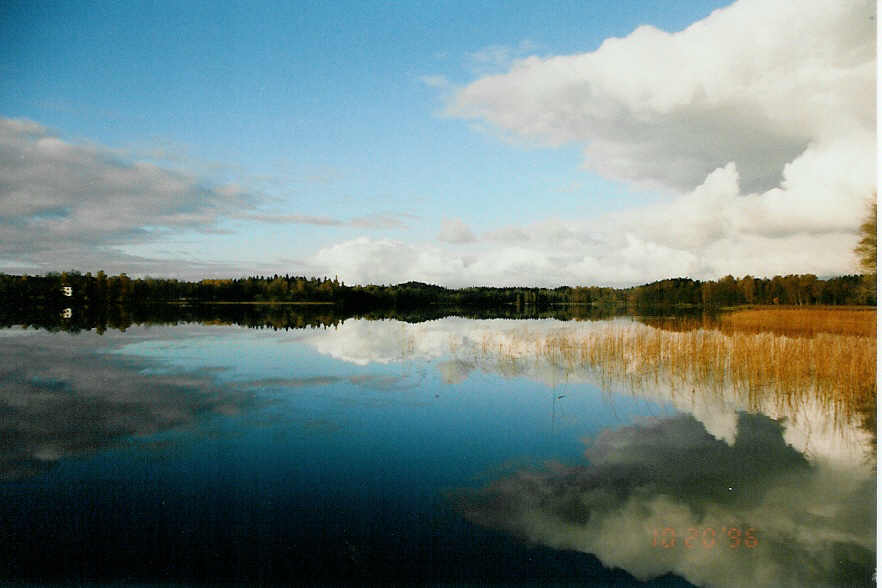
[0,319,874,585]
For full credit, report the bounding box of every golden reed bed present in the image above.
[530,308,876,425]
[720,306,876,338]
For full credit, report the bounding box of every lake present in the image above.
[0,310,875,586]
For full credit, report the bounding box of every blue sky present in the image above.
[0,0,875,286]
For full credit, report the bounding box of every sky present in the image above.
[0,0,876,287]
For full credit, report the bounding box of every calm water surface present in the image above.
[0,316,874,585]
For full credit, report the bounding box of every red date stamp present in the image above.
[651,527,758,549]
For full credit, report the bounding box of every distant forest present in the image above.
[1,270,875,312]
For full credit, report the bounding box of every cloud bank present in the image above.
[438,217,477,243]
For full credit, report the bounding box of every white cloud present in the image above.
[0,118,415,278]
[2,0,874,287]
[482,227,531,242]
[311,181,866,284]
[447,0,874,194]
[311,237,470,286]
[438,217,477,243]
[356,0,875,287]
[311,237,573,287]
[466,40,540,74]
[0,117,257,274]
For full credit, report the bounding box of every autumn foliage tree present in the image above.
[854,196,876,300]
[854,196,876,276]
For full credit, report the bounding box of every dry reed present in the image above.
[719,306,876,338]
[481,309,876,427]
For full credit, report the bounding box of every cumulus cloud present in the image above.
[321,0,868,287]
[483,226,531,243]
[3,0,874,288]
[312,237,471,285]
[311,235,586,287]
[450,413,875,587]
[447,0,874,194]
[0,117,258,273]
[312,196,866,285]
[466,40,540,75]
[438,217,477,243]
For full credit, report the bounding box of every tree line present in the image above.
[627,274,874,307]
[0,270,875,312]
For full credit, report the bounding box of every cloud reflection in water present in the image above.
[450,413,875,588]
[0,329,262,480]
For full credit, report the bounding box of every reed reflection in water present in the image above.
[456,310,874,440]
[291,310,873,463]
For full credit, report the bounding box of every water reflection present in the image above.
[0,328,264,480]
[3,314,871,481]
[0,311,873,584]
[0,301,620,333]
[299,316,875,585]
[450,413,875,588]
[294,317,874,465]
